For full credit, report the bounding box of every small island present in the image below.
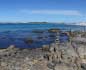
[28,22,48,24]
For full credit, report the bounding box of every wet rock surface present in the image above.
[0,42,86,70]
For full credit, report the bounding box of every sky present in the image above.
[0,0,86,23]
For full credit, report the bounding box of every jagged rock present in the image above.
[81,63,86,70]
[47,62,56,69]
[0,41,85,70]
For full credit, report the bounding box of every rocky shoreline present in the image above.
[0,30,86,70]
[0,41,86,70]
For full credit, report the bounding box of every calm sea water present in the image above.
[0,23,85,31]
[0,23,85,48]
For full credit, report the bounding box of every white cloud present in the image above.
[20,10,82,16]
[75,22,86,26]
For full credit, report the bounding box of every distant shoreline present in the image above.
[0,22,86,27]
[0,22,48,24]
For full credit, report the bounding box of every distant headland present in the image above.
[29,22,48,24]
[0,22,48,24]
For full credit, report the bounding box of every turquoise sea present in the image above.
[0,23,85,48]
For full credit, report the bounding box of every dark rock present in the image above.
[81,63,86,70]
[48,29,60,33]
[47,62,55,69]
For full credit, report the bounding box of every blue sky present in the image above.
[0,0,86,23]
